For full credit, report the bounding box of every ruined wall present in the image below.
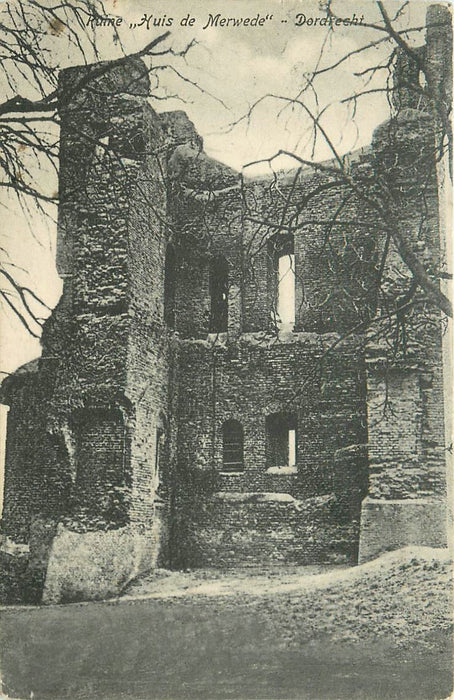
[1,364,50,543]
[162,133,376,567]
[171,333,367,566]
[366,368,446,500]
[180,492,360,567]
[168,159,382,340]
[166,138,243,339]
[358,13,450,560]
[42,61,167,534]
[124,138,170,532]
[241,169,381,335]
[0,59,176,602]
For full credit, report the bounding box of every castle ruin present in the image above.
[0,5,451,604]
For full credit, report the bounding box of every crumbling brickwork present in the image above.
[170,334,367,566]
[0,8,450,602]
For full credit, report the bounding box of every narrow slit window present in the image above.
[209,256,228,333]
[153,413,167,499]
[288,428,296,467]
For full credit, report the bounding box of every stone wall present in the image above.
[171,333,368,566]
[357,8,450,560]
[168,163,381,339]
[180,492,360,568]
[1,363,48,543]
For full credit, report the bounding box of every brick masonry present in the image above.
[0,9,450,602]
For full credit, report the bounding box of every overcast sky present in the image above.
[0,0,434,375]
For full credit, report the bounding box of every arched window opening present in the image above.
[209,255,228,333]
[269,234,295,331]
[222,419,244,472]
[266,412,297,469]
[164,244,176,328]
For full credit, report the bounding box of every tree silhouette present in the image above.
[0,0,196,341]
[221,0,452,381]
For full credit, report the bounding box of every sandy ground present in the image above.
[123,546,452,650]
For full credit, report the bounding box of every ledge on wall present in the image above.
[213,491,298,505]
[0,537,30,555]
[266,465,298,475]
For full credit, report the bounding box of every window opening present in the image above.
[210,256,229,332]
[153,413,167,501]
[277,252,295,330]
[266,412,297,469]
[288,427,296,467]
[269,234,295,331]
[222,419,244,471]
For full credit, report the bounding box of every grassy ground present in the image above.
[1,546,452,699]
